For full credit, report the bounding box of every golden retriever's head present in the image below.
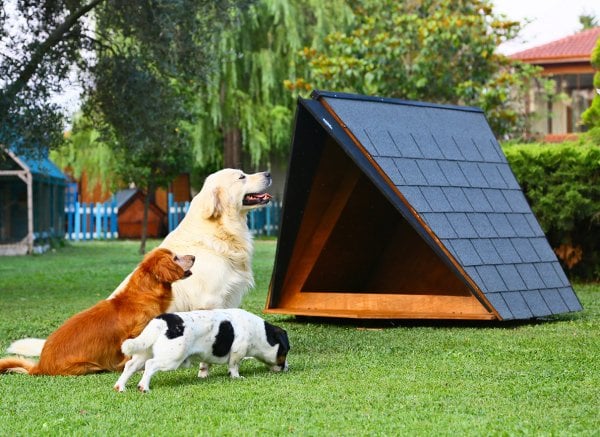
[195,169,272,220]
[140,248,195,284]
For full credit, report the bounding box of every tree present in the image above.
[3,0,249,252]
[90,55,192,253]
[0,0,246,159]
[579,13,598,30]
[85,1,245,253]
[287,0,542,137]
[0,0,101,156]
[50,114,118,198]
[581,35,600,134]
[191,0,354,170]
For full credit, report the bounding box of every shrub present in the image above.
[503,142,600,280]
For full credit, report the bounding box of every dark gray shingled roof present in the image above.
[314,91,581,320]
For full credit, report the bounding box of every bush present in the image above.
[503,141,600,280]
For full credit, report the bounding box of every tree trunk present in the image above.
[139,183,153,255]
[223,127,242,169]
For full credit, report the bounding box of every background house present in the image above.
[0,146,68,255]
[510,27,600,138]
[114,188,167,239]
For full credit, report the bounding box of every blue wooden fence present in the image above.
[64,194,281,241]
[65,199,119,241]
[168,193,282,236]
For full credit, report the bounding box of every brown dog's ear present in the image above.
[140,248,184,284]
[154,263,185,284]
[200,187,224,220]
[154,254,185,284]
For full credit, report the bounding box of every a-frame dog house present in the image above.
[265,91,582,321]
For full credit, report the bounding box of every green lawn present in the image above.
[0,240,598,435]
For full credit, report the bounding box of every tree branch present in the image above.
[79,32,117,56]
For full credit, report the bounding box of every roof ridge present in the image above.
[509,26,600,60]
[311,90,484,114]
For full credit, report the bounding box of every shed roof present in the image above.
[268,91,582,320]
[114,188,139,209]
[510,27,600,64]
[1,146,68,182]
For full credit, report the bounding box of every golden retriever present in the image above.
[7,169,272,357]
[0,248,194,375]
[153,168,272,310]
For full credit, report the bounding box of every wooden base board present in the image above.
[264,293,498,320]
[266,291,496,320]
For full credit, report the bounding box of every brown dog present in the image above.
[0,248,194,376]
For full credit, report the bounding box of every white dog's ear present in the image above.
[200,187,224,219]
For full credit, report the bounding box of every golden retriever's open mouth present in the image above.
[243,192,272,206]
[183,269,193,278]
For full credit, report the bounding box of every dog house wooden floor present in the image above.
[265,91,582,321]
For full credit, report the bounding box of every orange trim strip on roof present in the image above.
[516,56,591,63]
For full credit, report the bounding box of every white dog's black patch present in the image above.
[157,313,185,339]
[212,321,234,357]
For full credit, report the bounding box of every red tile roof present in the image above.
[510,27,600,63]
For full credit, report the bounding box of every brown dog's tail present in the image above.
[0,357,37,374]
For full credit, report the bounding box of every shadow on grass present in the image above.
[282,312,582,330]
[132,364,281,391]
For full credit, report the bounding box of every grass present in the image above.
[0,240,598,436]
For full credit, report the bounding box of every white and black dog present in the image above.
[114,309,290,392]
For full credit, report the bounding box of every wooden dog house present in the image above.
[114,189,167,239]
[265,91,582,321]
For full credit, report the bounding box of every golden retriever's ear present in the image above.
[200,187,224,220]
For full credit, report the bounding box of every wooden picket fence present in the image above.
[167,193,282,236]
[65,199,119,241]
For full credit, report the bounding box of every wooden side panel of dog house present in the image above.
[267,134,494,320]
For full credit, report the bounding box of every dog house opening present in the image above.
[297,138,471,297]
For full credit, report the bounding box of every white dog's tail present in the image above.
[121,318,166,356]
[7,338,46,357]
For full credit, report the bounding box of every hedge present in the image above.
[503,141,600,280]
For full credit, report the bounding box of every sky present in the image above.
[494,0,600,54]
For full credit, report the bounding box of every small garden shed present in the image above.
[115,188,166,239]
[265,91,582,321]
[0,146,68,255]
